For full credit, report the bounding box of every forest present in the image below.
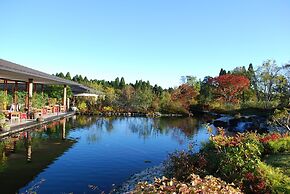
[52,59,289,116]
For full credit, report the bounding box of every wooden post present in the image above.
[63,85,67,112]
[25,82,29,110]
[28,79,33,119]
[4,80,7,95]
[41,84,44,96]
[14,81,18,104]
[3,80,8,109]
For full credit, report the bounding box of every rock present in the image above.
[213,120,228,128]
[115,164,165,193]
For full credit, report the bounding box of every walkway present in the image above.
[0,112,75,138]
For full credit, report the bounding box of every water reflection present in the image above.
[0,118,77,194]
[0,115,213,194]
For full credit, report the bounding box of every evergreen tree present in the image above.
[72,75,79,82]
[78,75,84,83]
[58,72,65,78]
[65,72,71,80]
[114,77,120,88]
[84,76,89,82]
[248,63,259,101]
[120,77,126,89]
[219,68,227,76]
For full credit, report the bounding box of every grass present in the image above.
[263,152,290,177]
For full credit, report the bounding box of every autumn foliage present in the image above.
[171,84,198,112]
[210,74,250,103]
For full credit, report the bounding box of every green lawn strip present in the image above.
[263,152,290,177]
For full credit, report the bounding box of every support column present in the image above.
[14,81,18,104]
[41,84,44,97]
[63,85,67,112]
[27,79,33,119]
[3,80,8,109]
[4,80,7,95]
[25,82,29,110]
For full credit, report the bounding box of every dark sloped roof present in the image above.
[0,59,92,93]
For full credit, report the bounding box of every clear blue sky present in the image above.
[0,0,289,88]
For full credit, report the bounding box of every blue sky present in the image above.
[0,0,289,88]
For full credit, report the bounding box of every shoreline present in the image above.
[115,163,165,193]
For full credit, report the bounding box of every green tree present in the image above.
[247,63,259,101]
[114,77,120,89]
[198,76,214,105]
[57,72,65,78]
[119,77,126,89]
[132,88,153,112]
[104,87,117,108]
[256,60,284,107]
[219,68,227,76]
[65,72,71,80]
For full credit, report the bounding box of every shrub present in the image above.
[208,131,263,183]
[77,101,87,113]
[258,162,290,193]
[160,129,290,193]
[103,106,114,112]
[164,151,196,182]
[264,136,290,154]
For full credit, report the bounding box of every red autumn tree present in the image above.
[171,84,198,112]
[210,74,250,103]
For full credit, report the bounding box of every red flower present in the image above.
[245,172,254,181]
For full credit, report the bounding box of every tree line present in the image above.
[54,59,289,115]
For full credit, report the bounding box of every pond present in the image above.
[0,115,214,193]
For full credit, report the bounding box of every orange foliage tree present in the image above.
[210,74,250,103]
[171,84,198,112]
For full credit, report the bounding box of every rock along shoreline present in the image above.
[115,164,165,194]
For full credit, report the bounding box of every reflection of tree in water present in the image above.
[85,117,117,144]
[127,117,203,144]
[154,117,200,137]
[128,118,157,139]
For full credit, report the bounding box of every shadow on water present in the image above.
[0,118,77,194]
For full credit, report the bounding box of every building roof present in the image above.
[74,93,104,97]
[0,59,93,93]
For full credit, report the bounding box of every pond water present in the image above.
[0,115,214,193]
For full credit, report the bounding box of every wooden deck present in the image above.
[0,112,75,138]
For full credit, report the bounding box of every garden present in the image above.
[132,129,290,193]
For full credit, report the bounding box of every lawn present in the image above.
[263,152,290,177]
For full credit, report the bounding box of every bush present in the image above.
[258,162,290,193]
[263,135,290,153]
[164,151,196,182]
[77,101,87,114]
[103,106,114,112]
[162,130,290,193]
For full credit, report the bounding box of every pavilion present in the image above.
[0,58,93,118]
